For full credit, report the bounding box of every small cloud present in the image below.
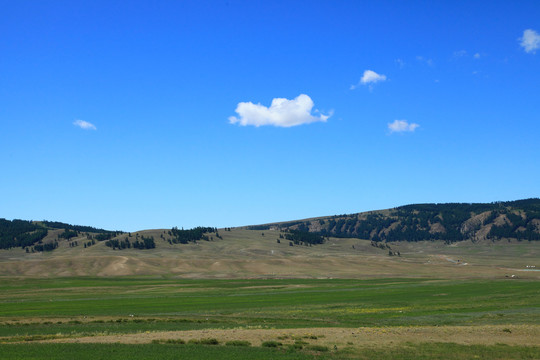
[228,94,331,128]
[453,50,467,58]
[361,70,387,84]
[416,56,433,66]
[388,120,419,133]
[520,29,540,53]
[73,119,96,130]
[473,53,481,59]
[351,70,387,90]
[395,59,405,68]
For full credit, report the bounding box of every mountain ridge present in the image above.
[245,198,540,243]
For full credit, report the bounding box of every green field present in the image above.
[1,342,539,360]
[1,277,539,359]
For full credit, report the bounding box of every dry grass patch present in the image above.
[39,325,540,348]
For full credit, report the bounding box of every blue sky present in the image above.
[1,1,539,231]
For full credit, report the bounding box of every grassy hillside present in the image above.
[1,199,539,278]
[0,226,538,278]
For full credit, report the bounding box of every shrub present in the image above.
[149,339,185,344]
[308,345,329,352]
[225,340,251,347]
[261,341,282,348]
[189,338,219,345]
[200,338,219,345]
[165,339,186,344]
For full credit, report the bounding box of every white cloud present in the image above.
[228,94,330,128]
[388,120,419,133]
[416,56,433,66]
[453,50,467,58]
[361,70,386,84]
[350,70,387,90]
[520,29,540,53]
[73,119,96,130]
[474,53,481,59]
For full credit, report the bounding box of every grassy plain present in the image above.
[0,229,539,358]
[0,277,539,359]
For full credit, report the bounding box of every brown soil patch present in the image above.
[42,325,540,347]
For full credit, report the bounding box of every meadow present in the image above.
[1,277,539,359]
[1,229,539,358]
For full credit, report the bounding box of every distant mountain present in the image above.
[247,198,540,243]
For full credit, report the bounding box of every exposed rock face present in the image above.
[430,222,446,234]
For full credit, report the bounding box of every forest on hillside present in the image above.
[258,198,540,243]
[0,219,120,250]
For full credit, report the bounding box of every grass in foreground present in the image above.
[0,343,325,360]
[1,342,539,360]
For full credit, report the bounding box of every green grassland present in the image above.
[0,343,329,360]
[0,278,538,325]
[2,342,539,360]
[0,277,539,359]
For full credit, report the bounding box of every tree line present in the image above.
[169,227,217,244]
[105,236,156,250]
[283,230,325,245]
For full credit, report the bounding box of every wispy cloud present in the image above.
[229,94,331,128]
[453,50,467,58]
[520,29,540,53]
[473,53,481,59]
[350,70,387,90]
[388,120,419,133]
[73,119,97,130]
[416,56,433,66]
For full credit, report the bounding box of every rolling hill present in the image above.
[0,199,539,278]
